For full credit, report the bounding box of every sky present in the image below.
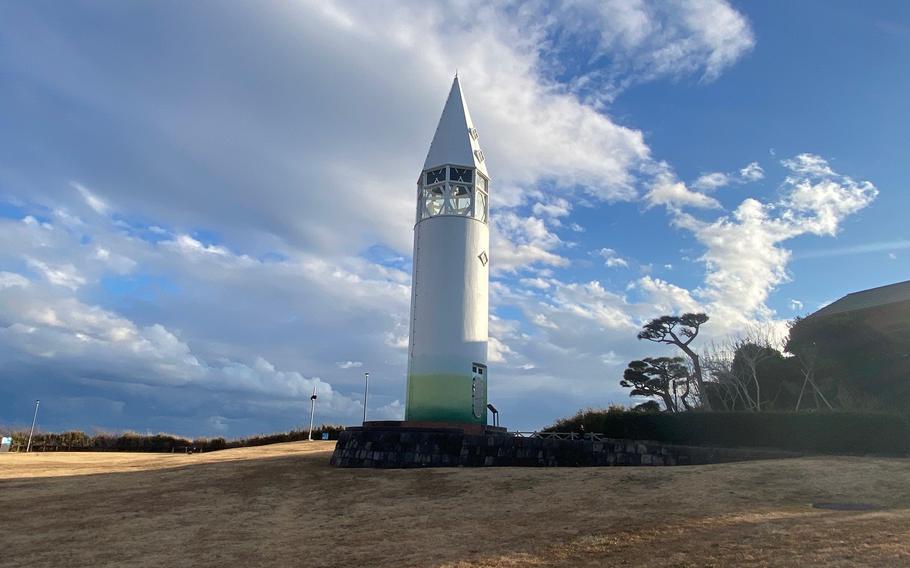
[1,0,907,437]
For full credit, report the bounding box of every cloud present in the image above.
[789,299,804,311]
[645,165,721,210]
[548,0,755,100]
[739,161,764,181]
[633,276,702,315]
[0,269,367,422]
[520,277,551,290]
[532,198,572,219]
[778,154,878,236]
[597,248,629,268]
[670,153,876,329]
[0,1,787,433]
[492,212,568,273]
[794,239,910,260]
[25,257,86,290]
[0,271,29,290]
[691,161,765,192]
[71,182,110,215]
[692,172,731,191]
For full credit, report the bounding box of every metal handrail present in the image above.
[510,431,608,441]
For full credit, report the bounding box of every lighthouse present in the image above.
[405,77,490,425]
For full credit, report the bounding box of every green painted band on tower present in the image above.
[405,373,486,424]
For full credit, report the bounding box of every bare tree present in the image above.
[792,343,834,411]
[701,325,791,412]
[702,340,755,411]
[731,327,780,411]
[638,313,711,410]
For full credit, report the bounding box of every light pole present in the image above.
[26,399,40,453]
[308,385,318,441]
[362,372,370,424]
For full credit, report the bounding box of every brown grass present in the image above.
[1,442,909,567]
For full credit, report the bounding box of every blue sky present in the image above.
[0,1,906,436]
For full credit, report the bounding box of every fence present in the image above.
[511,431,609,441]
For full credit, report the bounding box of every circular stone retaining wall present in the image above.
[330,426,797,468]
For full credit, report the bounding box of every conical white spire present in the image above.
[423,77,488,178]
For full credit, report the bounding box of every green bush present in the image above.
[545,410,910,455]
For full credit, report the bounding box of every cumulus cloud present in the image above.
[692,172,731,191]
[739,161,764,181]
[548,0,755,100]
[691,161,765,192]
[520,277,551,290]
[671,154,876,329]
[597,248,629,268]
[532,198,572,219]
[632,276,702,315]
[492,212,568,273]
[646,165,721,210]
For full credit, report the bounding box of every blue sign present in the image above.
[321,432,329,440]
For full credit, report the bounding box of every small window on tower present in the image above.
[451,168,472,183]
[474,149,485,163]
[425,168,446,185]
[469,127,479,140]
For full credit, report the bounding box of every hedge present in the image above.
[545,410,910,455]
[2,425,345,453]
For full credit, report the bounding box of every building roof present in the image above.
[422,77,489,178]
[811,279,910,318]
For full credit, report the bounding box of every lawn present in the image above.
[1,441,908,567]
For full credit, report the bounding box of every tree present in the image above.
[620,357,691,412]
[632,400,661,413]
[784,313,908,410]
[637,313,712,410]
[702,326,805,412]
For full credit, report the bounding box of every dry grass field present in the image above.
[1,441,909,568]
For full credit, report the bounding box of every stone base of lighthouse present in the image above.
[328,421,798,468]
[329,421,509,468]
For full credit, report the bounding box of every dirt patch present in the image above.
[1,444,908,567]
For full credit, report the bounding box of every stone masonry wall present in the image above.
[330,427,797,468]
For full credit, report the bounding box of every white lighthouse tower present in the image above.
[405,77,490,425]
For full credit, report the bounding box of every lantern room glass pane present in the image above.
[425,168,446,185]
[451,168,473,183]
[425,187,445,217]
[475,190,487,223]
[451,185,471,215]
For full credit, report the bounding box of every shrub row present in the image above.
[545,409,910,455]
[3,425,345,453]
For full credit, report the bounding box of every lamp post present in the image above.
[362,372,370,424]
[26,399,40,453]
[308,386,318,441]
